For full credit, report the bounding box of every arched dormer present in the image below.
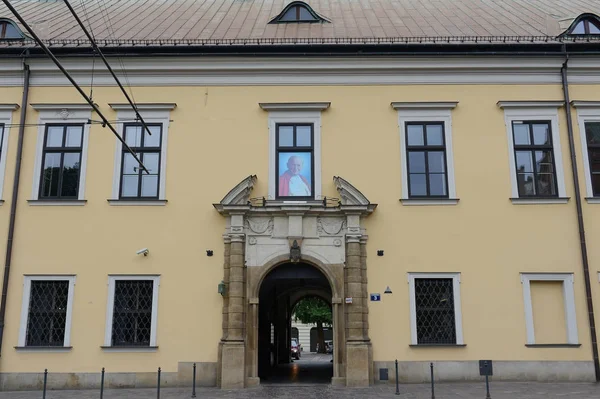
[268,1,329,24]
[0,18,25,39]
[562,13,600,36]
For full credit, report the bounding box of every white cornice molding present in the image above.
[391,101,458,110]
[571,101,600,108]
[259,102,331,111]
[109,103,177,111]
[30,103,92,111]
[0,104,19,110]
[497,101,564,108]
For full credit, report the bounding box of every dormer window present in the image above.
[269,1,328,24]
[563,13,600,36]
[0,19,25,39]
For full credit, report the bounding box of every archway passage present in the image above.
[258,262,333,384]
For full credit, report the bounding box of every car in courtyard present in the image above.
[291,339,301,360]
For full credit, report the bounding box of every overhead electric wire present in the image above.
[0,0,149,174]
[63,0,153,138]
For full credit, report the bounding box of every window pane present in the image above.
[298,6,314,20]
[122,153,140,175]
[407,125,424,146]
[142,153,160,174]
[280,6,298,21]
[141,175,159,197]
[112,281,153,346]
[296,126,311,146]
[585,122,600,145]
[426,125,443,145]
[26,281,69,347]
[428,151,446,173]
[60,153,80,197]
[40,153,61,197]
[592,159,600,173]
[590,21,600,34]
[513,123,530,145]
[4,23,20,39]
[532,124,550,145]
[65,126,83,147]
[409,174,427,196]
[278,126,294,147]
[592,173,600,196]
[572,21,586,34]
[515,151,534,173]
[143,125,161,148]
[535,151,554,173]
[414,279,456,345]
[429,173,447,196]
[125,126,142,147]
[537,173,556,196]
[517,173,536,196]
[46,126,64,147]
[408,152,426,173]
[121,175,139,197]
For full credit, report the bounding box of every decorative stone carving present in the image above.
[217,175,257,206]
[317,217,346,235]
[333,176,371,206]
[333,239,342,247]
[290,240,301,263]
[248,237,257,245]
[245,218,273,235]
[58,109,70,120]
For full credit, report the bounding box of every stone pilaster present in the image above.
[217,235,231,387]
[345,239,364,341]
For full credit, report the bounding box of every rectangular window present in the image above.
[18,276,76,348]
[585,121,600,196]
[276,124,314,199]
[405,122,448,197]
[39,124,83,199]
[104,276,160,348]
[512,121,558,197]
[120,124,162,199]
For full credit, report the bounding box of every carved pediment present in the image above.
[333,176,371,206]
[217,175,257,206]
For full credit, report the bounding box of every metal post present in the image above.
[395,359,399,395]
[430,362,435,399]
[485,374,491,399]
[42,369,48,399]
[100,367,105,399]
[191,363,196,398]
[157,367,161,399]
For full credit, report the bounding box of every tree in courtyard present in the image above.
[293,297,332,353]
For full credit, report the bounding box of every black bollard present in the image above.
[42,369,48,399]
[430,362,435,399]
[100,367,105,399]
[395,359,400,395]
[485,373,491,399]
[157,367,161,399]
[191,363,196,398]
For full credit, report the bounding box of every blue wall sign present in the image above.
[370,293,381,302]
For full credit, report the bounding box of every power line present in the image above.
[1,0,149,174]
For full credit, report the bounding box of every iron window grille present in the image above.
[414,278,456,345]
[111,280,154,346]
[585,121,600,196]
[275,123,314,200]
[25,281,69,347]
[39,124,83,199]
[405,122,449,198]
[120,124,162,199]
[512,121,558,197]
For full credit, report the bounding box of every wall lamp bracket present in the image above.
[218,280,227,296]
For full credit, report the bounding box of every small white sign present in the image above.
[345,297,353,304]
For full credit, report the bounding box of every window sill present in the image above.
[400,198,459,206]
[525,344,581,348]
[409,344,466,347]
[510,197,569,205]
[107,199,167,206]
[28,200,86,206]
[585,197,600,204]
[100,346,158,352]
[14,346,72,352]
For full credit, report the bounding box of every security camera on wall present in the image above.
[136,248,149,256]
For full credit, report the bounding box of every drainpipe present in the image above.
[561,49,600,382]
[0,61,30,356]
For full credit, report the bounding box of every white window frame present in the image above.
[30,104,92,205]
[260,103,329,201]
[0,104,19,202]
[104,275,160,349]
[407,272,464,345]
[520,273,578,345]
[573,102,600,203]
[109,104,176,205]
[392,102,458,205]
[18,275,76,348]
[497,101,567,204]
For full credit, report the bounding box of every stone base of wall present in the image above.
[374,361,596,383]
[0,362,217,391]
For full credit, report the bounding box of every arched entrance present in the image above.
[257,262,333,383]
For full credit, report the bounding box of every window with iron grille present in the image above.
[405,122,449,198]
[111,280,154,346]
[414,278,457,345]
[25,281,69,347]
[585,121,600,196]
[120,124,162,199]
[39,124,83,199]
[512,121,558,198]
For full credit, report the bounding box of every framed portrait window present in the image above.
[276,124,314,199]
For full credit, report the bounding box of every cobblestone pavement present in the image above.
[0,382,599,398]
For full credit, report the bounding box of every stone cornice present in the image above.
[259,102,331,112]
[0,104,19,111]
[109,103,177,111]
[497,101,565,108]
[30,103,93,111]
[391,101,458,110]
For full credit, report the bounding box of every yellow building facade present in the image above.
[0,0,600,391]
